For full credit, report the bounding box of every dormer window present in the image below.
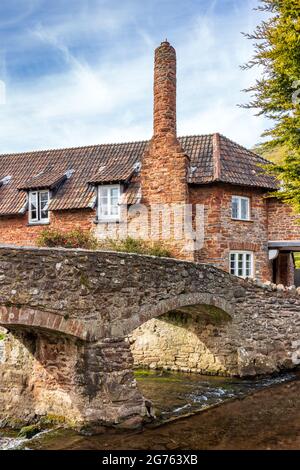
[97,185,121,221]
[231,196,250,221]
[29,190,50,224]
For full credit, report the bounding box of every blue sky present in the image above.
[0,0,269,153]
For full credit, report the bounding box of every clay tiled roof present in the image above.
[18,168,68,191]
[218,135,277,189]
[88,155,139,185]
[0,134,278,215]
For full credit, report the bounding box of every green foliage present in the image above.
[294,252,300,268]
[39,414,68,426]
[252,144,287,164]
[99,236,171,258]
[243,0,300,212]
[38,228,172,257]
[38,229,172,257]
[0,333,6,341]
[134,369,181,382]
[18,424,41,439]
[37,228,99,250]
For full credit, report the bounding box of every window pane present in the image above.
[40,208,48,220]
[241,198,249,220]
[100,202,108,216]
[30,193,38,220]
[238,253,243,276]
[30,192,37,208]
[110,205,118,216]
[40,191,48,202]
[110,187,119,216]
[40,192,49,220]
[230,253,236,275]
[100,187,108,199]
[110,188,119,215]
[232,197,239,219]
[99,187,108,216]
[245,254,251,276]
[111,188,119,200]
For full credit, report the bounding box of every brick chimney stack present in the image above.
[141,41,188,206]
[140,42,190,258]
[153,40,177,138]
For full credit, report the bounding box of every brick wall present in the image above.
[0,209,95,246]
[190,184,272,281]
[267,198,300,240]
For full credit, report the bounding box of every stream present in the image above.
[0,369,299,450]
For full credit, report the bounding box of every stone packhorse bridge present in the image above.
[0,245,299,430]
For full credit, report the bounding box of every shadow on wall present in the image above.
[128,304,238,377]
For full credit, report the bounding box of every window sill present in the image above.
[27,221,50,227]
[231,218,253,223]
[93,219,121,224]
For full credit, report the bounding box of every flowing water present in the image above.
[0,369,299,450]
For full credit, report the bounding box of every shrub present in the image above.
[37,228,99,250]
[38,230,171,257]
[98,236,171,258]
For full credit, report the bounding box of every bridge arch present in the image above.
[122,292,235,337]
[0,305,91,341]
[126,293,238,377]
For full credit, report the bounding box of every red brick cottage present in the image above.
[0,41,299,285]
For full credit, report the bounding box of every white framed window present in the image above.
[231,196,250,221]
[97,185,121,221]
[230,251,254,278]
[29,190,50,224]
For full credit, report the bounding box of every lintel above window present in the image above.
[29,190,50,224]
[97,184,121,221]
[231,196,250,221]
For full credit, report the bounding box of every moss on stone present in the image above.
[80,272,90,289]
[134,369,182,382]
[161,304,231,328]
[200,305,231,324]
[40,414,67,426]
[18,424,41,439]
